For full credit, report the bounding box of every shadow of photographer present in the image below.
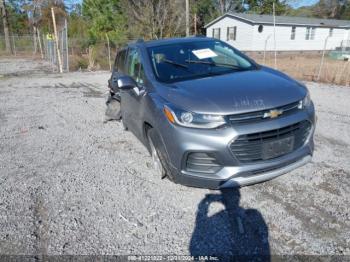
[190,188,270,260]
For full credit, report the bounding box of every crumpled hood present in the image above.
[155,67,307,115]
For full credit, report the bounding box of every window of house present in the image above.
[227,27,237,41]
[291,26,296,40]
[310,27,316,40]
[306,27,316,40]
[258,25,264,33]
[305,27,310,40]
[126,48,145,85]
[329,28,333,37]
[212,28,221,39]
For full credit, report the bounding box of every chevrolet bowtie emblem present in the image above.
[263,109,283,119]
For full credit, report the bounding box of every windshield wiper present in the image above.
[162,59,188,69]
[185,60,246,70]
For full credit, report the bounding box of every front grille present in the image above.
[230,121,311,163]
[228,101,300,124]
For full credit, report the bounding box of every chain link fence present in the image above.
[241,30,350,86]
[1,31,350,86]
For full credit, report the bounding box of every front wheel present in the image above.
[147,129,167,179]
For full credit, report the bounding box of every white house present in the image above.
[205,13,350,51]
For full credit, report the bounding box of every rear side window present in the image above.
[116,49,127,73]
[113,54,119,71]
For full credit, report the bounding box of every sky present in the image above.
[291,0,319,8]
[64,0,320,10]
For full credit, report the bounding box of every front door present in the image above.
[121,47,146,138]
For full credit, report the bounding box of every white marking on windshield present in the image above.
[192,48,218,60]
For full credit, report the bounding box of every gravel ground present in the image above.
[0,58,349,257]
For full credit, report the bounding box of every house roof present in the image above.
[205,13,350,28]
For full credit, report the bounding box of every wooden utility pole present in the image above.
[37,27,44,59]
[105,33,111,72]
[185,0,190,37]
[51,7,63,73]
[0,0,13,54]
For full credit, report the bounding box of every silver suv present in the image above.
[107,37,315,189]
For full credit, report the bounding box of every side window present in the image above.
[305,27,316,40]
[126,48,145,85]
[117,50,127,73]
[212,28,221,39]
[227,27,237,41]
[305,27,310,40]
[113,53,119,71]
[311,27,316,40]
[329,28,333,37]
[291,26,296,40]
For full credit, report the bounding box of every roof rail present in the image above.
[188,34,206,38]
[129,38,144,44]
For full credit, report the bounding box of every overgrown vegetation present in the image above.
[3,0,350,43]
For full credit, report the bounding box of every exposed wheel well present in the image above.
[143,122,153,150]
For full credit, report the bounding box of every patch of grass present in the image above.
[250,52,350,86]
[69,55,89,71]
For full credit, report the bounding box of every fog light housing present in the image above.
[185,152,221,174]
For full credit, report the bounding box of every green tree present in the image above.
[68,4,88,39]
[120,0,186,40]
[312,0,350,19]
[4,0,31,35]
[245,0,288,15]
[339,3,350,19]
[192,0,219,34]
[82,0,126,45]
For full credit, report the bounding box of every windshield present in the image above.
[148,40,256,83]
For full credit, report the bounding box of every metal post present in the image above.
[264,35,272,64]
[317,36,329,81]
[37,28,44,59]
[65,19,69,72]
[273,2,277,69]
[186,0,190,37]
[61,29,66,71]
[43,35,47,59]
[12,35,16,56]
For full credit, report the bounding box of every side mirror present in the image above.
[118,76,137,90]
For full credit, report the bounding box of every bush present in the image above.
[69,55,89,71]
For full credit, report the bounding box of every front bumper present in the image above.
[157,105,315,189]
[220,155,311,187]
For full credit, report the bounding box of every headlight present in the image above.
[163,105,226,129]
[298,91,312,109]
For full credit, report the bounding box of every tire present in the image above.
[105,96,122,121]
[147,128,173,181]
